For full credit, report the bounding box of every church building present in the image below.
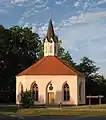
[16,18,85,105]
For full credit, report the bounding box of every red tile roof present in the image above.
[17,56,84,76]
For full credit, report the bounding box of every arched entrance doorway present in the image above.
[46,81,55,104]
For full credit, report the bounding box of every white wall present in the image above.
[16,76,25,104]
[16,75,78,105]
[44,38,58,56]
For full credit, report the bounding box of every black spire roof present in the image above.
[44,19,58,43]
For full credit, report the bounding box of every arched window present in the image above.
[18,82,23,94]
[31,82,38,101]
[50,45,52,53]
[79,82,82,101]
[63,83,70,101]
[21,84,23,94]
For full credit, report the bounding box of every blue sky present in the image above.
[0,0,106,76]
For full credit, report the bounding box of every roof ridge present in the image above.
[56,57,84,76]
[17,57,47,76]
[55,57,77,74]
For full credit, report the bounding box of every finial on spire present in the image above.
[50,12,52,20]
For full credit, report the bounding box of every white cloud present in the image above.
[43,6,50,11]
[23,22,30,27]
[23,22,37,33]
[57,11,106,29]
[0,9,8,14]
[73,0,81,7]
[83,0,89,10]
[54,11,106,75]
[97,0,106,5]
[32,26,36,33]
[38,23,48,37]
[55,0,66,5]
[74,0,97,13]
[18,0,48,25]
[58,20,106,59]
[10,0,25,4]
[0,0,28,12]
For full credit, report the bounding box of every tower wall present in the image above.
[44,38,58,56]
[43,19,58,57]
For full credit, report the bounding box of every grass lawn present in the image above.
[1,104,106,117]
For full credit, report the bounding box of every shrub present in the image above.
[21,90,35,108]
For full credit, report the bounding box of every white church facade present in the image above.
[16,19,85,105]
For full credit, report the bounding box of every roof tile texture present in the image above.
[17,56,83,76]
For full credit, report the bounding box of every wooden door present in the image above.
[48,92,55,104]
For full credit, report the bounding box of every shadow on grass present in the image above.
[0,106,19,113]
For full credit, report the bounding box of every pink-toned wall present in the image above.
[16,75,85,105]
[77,76,86,105]
[16,76,25,104]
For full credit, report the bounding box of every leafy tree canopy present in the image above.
[0,26,42,102]
[76,57,99,77]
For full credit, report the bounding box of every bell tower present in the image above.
[43,18,58,57]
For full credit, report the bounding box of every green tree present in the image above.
[76,57,99,77]
[21,90,35,108]
[58,40,76,66]
[76,57,106,101]
[0,26,42,103]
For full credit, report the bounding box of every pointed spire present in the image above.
[43,14,58,43]
[43,15,58,57]
[46,18,55,41]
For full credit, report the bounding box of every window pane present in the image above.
[33,90,35,94]
[50,45,52,53]
[36,90,38,101]
[63,83,70,101]
[31,83,39,101]
[67,91,70,100]
[64,90,66,100]
[64,95,66,101]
